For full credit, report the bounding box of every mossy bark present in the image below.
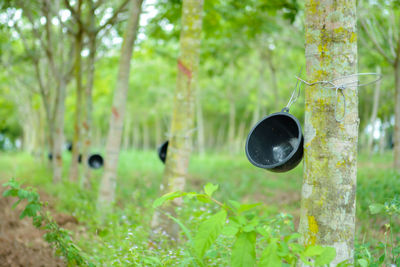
[69,1,84,182]
[151,0,204,240]
[299,0,358,265]
[97,0,143,211]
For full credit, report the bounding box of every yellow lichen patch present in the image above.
[336,160,345,168]
[350,32,357,43]
[307,215,319,245]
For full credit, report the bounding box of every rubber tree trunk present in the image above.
[394,63,400,170]
[298,0,358,265]
[142,122,150,150]
[81,32,97,187]
[196,90,205,155]
[97,0,143,211]
[227,98,236,147]
[52,81,66,183]
[151,0,204,240]
[367,66,381,155]
[69,2,84,182]
[379,117,388,154]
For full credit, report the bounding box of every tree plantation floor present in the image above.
[0,187,79,267]
[0,150,399,265]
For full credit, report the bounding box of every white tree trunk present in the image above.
[299,0,358,264]
[97,0,143,210]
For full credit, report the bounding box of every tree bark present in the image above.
[299,0,358,264]
[394,63,400,169]
[367,66,381,155]
[227,98,236,147]
[52,81,67,183]
[142,122,150,150]
[69,3,84,182]
[81,31,97,186]
[196,90,205,155]
[123,116,131,150]
[151,0,204,240]
[97,0,143,210]
[132,123,140,149]
[155,117,162,149]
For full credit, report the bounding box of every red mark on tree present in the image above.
[112,107,119,119]
[178,59,192,79]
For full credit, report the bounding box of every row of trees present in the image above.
[0,0,399,263]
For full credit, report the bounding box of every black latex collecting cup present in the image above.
[157,140,169,164]
[88,154,103,169]
[245,110,303,172]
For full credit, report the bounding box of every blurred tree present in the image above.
[97,0,143,211]
[358,0,400,169]
[151,0,204,240]
[2,0,75,182]
[298,0,358,264]
[65,0,131,185]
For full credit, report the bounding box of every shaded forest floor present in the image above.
[0,150,399,265]
[0,186,79,267]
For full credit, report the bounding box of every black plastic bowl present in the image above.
[245,111,303,172]
[157,140,169,164]
[88,154,104,169]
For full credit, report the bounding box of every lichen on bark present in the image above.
[151,0,204,240]
[299,0,358,265]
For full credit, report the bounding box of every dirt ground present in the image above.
[0,188,78,267]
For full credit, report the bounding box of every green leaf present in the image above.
[196,194,212,203]
[163,212,193,241]
[221,225,239,236]
[237,203,261,214]
[357,259,368,267]
[256,226,270,237]
[194,209,227,259]
[369,203,385,214]
[315,247,336,266]
[152,191,184,208]
[204,183,219,197]
[231,231,256,267]
[20,203,41,219]
[11,199,21,209]
[303,245,325,257]
[3,188,18,197]
[229,200,241,211]
[242,224,256,232]
[284,233,301,243]
[259,238,281,267]
[17,189,29,199]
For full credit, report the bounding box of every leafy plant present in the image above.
[355,195,400,266]
[153,183,336,267]
[2,178,93,266]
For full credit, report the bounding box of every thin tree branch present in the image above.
[93,0,105,10]
[360,18,394,64]
[388,11,396,58]
[96,0,130,33]
[64,0,83,26]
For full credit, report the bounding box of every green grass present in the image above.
[0,150,399,265]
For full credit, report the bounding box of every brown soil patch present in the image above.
[0,188,78,267]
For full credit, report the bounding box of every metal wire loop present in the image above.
[289,72,382,123]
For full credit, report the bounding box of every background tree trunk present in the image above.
[97,0,143,210]
[151,0,204,240]
[52,81,67,183]
[367,66,381,155]
[81,32,97,187]
[394,63,400,169]
[196,88,205,155]
[69,0,84,182]
[298,0,358,264]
